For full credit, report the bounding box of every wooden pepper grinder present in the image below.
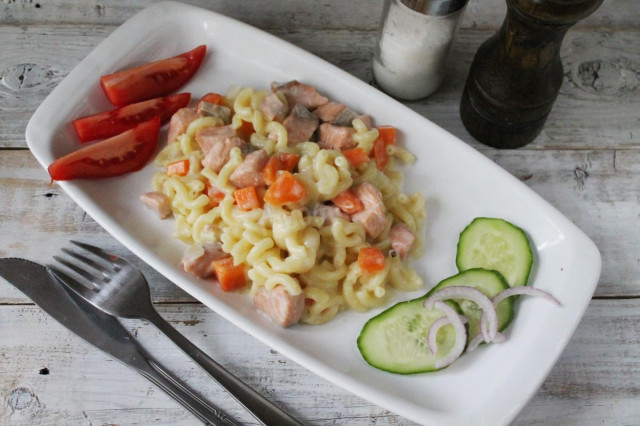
[460,0,603,148]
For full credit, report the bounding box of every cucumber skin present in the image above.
[456,217,533,288]
[427,268,515,339]
[357,298,463,375]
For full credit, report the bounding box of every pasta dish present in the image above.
[142,81,426,327]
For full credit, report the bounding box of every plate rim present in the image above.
[24,2,602,425]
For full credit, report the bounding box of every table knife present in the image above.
[0,257,239,426]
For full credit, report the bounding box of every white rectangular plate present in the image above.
[25,2,601,425]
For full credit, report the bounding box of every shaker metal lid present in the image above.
[400,0,469,16]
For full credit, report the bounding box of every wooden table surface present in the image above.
[1,1,639,425]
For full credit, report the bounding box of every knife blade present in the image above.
[0,257,238,426]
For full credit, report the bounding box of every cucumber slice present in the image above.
[427,269,514,342]
[357,298,462,374]
[456,217,533,288]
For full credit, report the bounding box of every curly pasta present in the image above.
[150,81,427,326]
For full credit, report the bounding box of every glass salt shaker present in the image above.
[373,0,469,100]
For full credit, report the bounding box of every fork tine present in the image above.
[47,264,95,299]
[70,240,115,261]
[71,240,130,269]
[52,255,105,287]
[61,247,114,276]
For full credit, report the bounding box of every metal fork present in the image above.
[49,240,303,426]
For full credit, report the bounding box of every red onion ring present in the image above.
[479,286,563,341]
[424,286,498,342]
[467,331,506,352]
[493,286,563,308]
[431,301,467,369]
[427,314,468,355]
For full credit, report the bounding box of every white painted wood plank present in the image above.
[1,300,639,425]
[0,149,638,302]
[2,26,639,150]
[0,304,403,425]
[0,150,195,304]
[0,0,635,30]
[0,2,637,426]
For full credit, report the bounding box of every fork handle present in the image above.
[145,308,304,426]
[136,356,240,426]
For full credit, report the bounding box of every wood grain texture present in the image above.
[1,300,639,425]
[1,25,639,150]
[0,0,636,29]
[0,148,638,302]
[1,1,639,425]
[0,151,194,304]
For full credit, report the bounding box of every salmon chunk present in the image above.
[197,103,232,124]
[229,149,269,188]
[357,114,372,130]
[253,285,305,327]
[389,223,415,258]
[260,92,288,122]
[139,191,172,219]
[181,242,227,279]
[313,102,346,122]
[331,107,361,127]
[283,104,319,144]
[195,125,237,155]
[351,182,389,239]
[167,108,200,143]
[317,123,356,151]
[308,203,348,225]
[200,136,246,173]
[271,80,329,110]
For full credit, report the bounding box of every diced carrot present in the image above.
[279,152,300,172]
[376,126,396,145]
[234,186,261,211]
[264,171,307,205]
[342,147,369,166]
[237,120,255,140]
[262,155,283,186]
[372,137,389,170]
[205,183,226,207]
[212,257,246,292]
[166,159,189,176]
[358,247,386,274]
[332,189,364,214]
[197,92,225,107]
[262,153,301,185]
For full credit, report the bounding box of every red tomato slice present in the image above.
[100,45,206,106]
[48,117,160,181]
[72,93,190,143]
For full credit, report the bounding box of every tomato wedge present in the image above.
[72,93,190,143]
[100,45,206,106]
[48,117,160,181]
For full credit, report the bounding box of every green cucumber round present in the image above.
[357,298,463,374]
[427,268,514,342]
[456,217,533,288]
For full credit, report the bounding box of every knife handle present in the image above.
[137,357,240,426]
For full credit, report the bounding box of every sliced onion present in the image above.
[431,301,467,369]
[424,286,498,342]
[427,315,468,355]
[467,331,506,352]
[479,286,563,340]
[493,332,506,343]
[493,286,563,308]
